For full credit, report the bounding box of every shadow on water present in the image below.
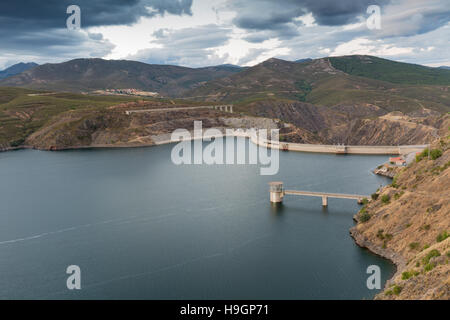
[270,202,285,217]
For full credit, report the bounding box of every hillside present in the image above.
[0,62,38,80]
[329,55,450,85]
[0,59,242,96]
[0,87,302,151]
[186,56,450,114]
[1,86,446,150]
[351,129,450,299]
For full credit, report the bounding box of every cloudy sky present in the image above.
[0,0,449,69]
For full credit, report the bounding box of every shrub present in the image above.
[422,249,441,265]
[422,244,430,251]
[416,149,428,162]
[401,270,419,280]
[446,251,450,258]
[436,231,449,242]
[393,192,404,200]
[430,149,443,160]
[391,177,399,188]
[381,194,390,204]
[359,212,371,223]
[416,148,443,161]
[401,271,412,280]
[393,285,402,295]
[362,198,369,205]
[371,193,379,200]
[409,242,420,250]
[424,262,436,272]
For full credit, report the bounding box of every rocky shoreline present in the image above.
[349,222,407,296]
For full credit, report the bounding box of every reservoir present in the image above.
[0,138,395,299]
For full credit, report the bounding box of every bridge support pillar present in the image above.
[269,182,284,203]
[322,196,328,207]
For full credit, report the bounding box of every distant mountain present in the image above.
[329,55,450,85]
[295,58,312,63]
[0,59,242,96]
[185,56,450,114]
[202,64,245,71]
[185,57,344,103]
[0,62,38,80]
[438,66,450,70]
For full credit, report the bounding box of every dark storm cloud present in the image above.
[0,0,193,30]
[0,0,193,68]
[231,0,389,27]
[229,0,388,40]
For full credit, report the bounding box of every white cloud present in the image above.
[331,38,414,57]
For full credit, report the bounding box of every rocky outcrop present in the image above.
[247,100,443,146]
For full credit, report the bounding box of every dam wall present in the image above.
[152,129,427,155]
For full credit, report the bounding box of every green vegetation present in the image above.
[430,149,443,160]
[329,55,450,85]
[409,242,420,250]
[377,229,385,239]
[416,148,429,162]
[378,229,393,248]
[436,231,449,242]
[361,198,369,205]
[359,211,371,223]
[393,191,404,200]
[416,148,443,162]
[424,262,436,272]
[381,194,390,204]
[371,193,379,200]
[393,285,402,295]
[391,175,401,189]
[402,270,420,280]
[431,161,450,175]
[422,249,441,265]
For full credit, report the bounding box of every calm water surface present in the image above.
[0,139,394,299]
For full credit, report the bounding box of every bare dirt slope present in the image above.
[351,132,450,299]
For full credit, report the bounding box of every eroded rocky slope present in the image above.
[351,133,450,300]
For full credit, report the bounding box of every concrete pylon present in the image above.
[322,196,328,207]
[269,182,284,203]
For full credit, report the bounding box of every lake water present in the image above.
[0,138,394,299]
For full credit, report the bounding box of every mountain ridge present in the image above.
[0,58,242,96]
[0,62,38,80]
